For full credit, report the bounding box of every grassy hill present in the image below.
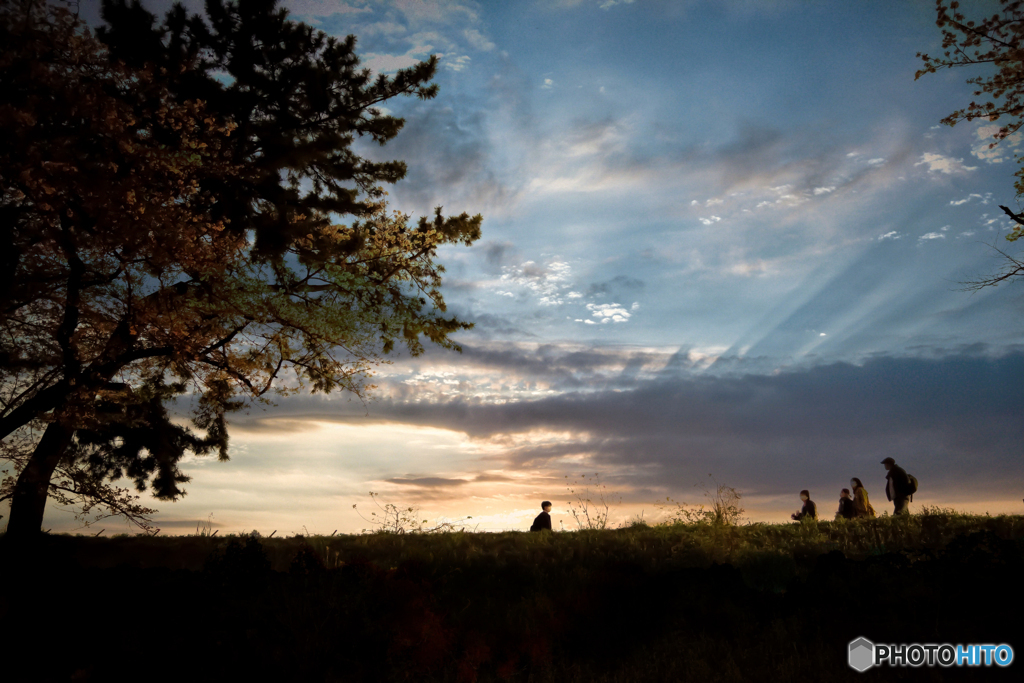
[2,510,1021,682]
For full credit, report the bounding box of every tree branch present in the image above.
[999,204,1024,225]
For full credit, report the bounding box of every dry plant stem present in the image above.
[352,491,471,534]
[566,473,618,530]
[656,474,744,526]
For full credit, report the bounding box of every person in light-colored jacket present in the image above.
[850,478,875,518]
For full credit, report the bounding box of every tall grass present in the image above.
[28,510,1022,574]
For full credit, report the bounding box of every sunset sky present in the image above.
[32,0,1024,535]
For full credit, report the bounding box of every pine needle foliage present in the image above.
[0,1,482,537]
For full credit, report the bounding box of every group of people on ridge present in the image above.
[528,457,918,531]
[791,457,917,521]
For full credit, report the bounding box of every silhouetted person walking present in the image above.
[851,478,875,518]
[836,488,855,520]
[882,457,912,516]
[530,501,553,531]
[791,490,817,521]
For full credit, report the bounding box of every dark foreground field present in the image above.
[2,512,1022,682]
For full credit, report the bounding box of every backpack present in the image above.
[906,474,918,501]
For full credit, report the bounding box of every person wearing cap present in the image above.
[530,501,553,531]
[791,490,817,521]
[881,457,912,516]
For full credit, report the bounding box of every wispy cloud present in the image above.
[950,193,989,206]
[360,49,429,73]
[463,27,495,51]
[284,1,373,18]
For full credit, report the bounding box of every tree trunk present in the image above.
[5,421,74,539]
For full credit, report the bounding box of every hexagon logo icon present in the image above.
[849,637,875,672]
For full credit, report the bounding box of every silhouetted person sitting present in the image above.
[791,490,817,521]
[836,488,855,520]
[530,501,553,532]
[881,457,912,516]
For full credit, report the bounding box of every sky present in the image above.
[24,0,1024,535]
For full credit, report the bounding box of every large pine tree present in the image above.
[0,0,481,538]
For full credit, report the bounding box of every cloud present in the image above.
[360,50,426,73]
[368,0,481,26]
[541,78,554,90]
[367,102,511,214]
[499,259,575,305]
[346,341,687,401]
[586,302,633,323]
[946,192,987,205]
[673,124,907,221]
[915,153,978,174]
[478,240,519,272]
[726,259,773,277]
[463,27,495,51]
[352,20,407,36]
[774,194,806,206]
[449,312,537,340]
[284,1,373,17]
[585,275,645,298]
[563,118,628,158]
[386,476,470,487]
[307,0,493,84]
[699,215,722,225]
[878,231,901,241]
[919,232,945,241]
[972,124,1023,163]
[235,351,1024,500]
[443,54,472,71]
